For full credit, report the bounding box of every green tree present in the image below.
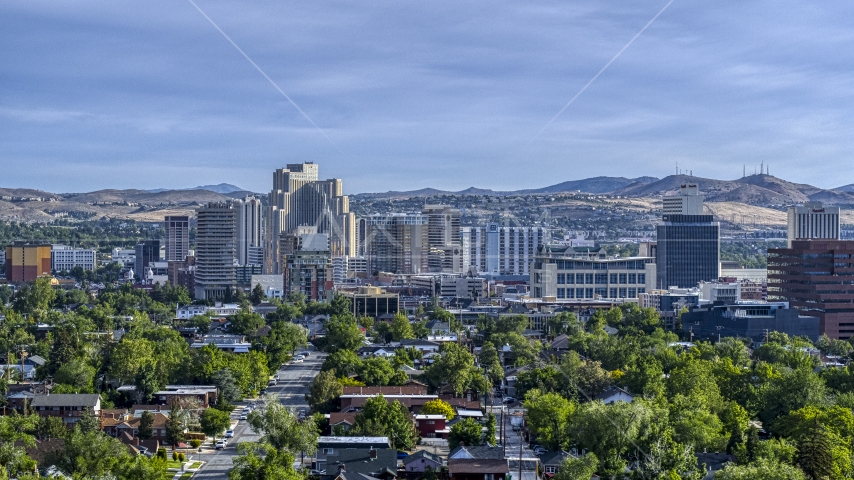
[186,315,212,335]
[306,369,343,414]
[200,408,232,441]
[77,408,101,433]
[478,341,504,385]
[250,284,266,305]
[247,398,319,455]
[138,411,154,440]
[211,368,242,403]
[46,428,130,478]
[484,412,497,446]
[165,401,186,449]
[262,321,308,369]
[796,421,844,480]
[421,399,456,421]
[491,331,541,366]
[524,389,574,451]
[352,395,417,450]
[54,358,96,393]
[229,443,302,480]
[322,349,363,377]
[389,312,415,341]
[359,356,406,386]
[324,315,364,352]
[109,337,156,384]
[230,310,265,336]
[424,342,478,395]
[37,416,67,441]
[448,417,483,450]
[569,400,652,475]
[554,453,599,480]
[13,277,56,318]
[715,459,805,480]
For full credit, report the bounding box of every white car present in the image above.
[239,414,248,420]
[292,358,304,363]
[215,440,226,450]
[224,430,234,438]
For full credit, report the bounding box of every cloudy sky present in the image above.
[2,0,854,194]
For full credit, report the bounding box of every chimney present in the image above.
[338,464,346,475]
[370,449,377,460]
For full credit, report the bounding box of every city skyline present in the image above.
[3,1,854,193]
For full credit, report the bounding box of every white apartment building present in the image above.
[460,224,548,276]
[51,245,97,272]
[662,184,705,215]
[787,201,840,247]
[530,245,655,300]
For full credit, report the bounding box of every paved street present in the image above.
[193,348,326,479]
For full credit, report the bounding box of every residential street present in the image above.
[193,349,326,479]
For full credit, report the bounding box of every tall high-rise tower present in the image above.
[237,196,263,266]
[787,201,840,247]
[265,163,355,273]
[194,201,238,300]
[165,215,190,261]
[423,205,461,273]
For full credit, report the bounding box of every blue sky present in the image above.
[2,0,854,194]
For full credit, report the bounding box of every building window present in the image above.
[595,273,608,284]
[566,289,575,299]
[568,273,577,284]
[628,288,637,297]
[557,273,565,284]
[426,421,435,425]
[619,273,628,284]
[546,467,556,474]
[595,288,607,297]
[638,288,645,294]
[628,274,636,284]
[323,448,334,454]
[638,273,646,284]
[557,288,565,299]
[576,288,584,298]
[619,288,627,298]
[585,288,593,299]
[610,288,617,298]
[610,273,618,283]
[585,274,593,284]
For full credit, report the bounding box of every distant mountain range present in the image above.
[146,183,247,194]
[2,174,854,223]
[355,176,660,198]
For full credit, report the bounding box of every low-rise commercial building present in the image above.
[5,244,52,283]
[51,245,96,273]
[682,301,820,342]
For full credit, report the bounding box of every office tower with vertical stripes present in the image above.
[787,202,840,247]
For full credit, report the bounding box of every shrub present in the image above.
[173,451,179,461]
[190,439,202,448]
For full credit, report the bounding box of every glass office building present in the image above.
[655,214,720,289]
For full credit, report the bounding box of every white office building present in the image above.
[51,245,97,273]
[787,201,840,247]
[460,224,548,276]
[662,184,705,215]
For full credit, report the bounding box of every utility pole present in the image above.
[518,430,523,480]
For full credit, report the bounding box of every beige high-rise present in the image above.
[265,163,355,273]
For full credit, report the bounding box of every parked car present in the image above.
[260,388,268,395]
[215,441,226,450]
[503,397,516,404]
[292,359,304,364]
[239,414,248,420]
[309,469,326,476]
[224,430,234,438]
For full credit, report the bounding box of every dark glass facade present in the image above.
[767,240,854,339]
[656,215,719,289]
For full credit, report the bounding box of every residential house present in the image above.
[190,334,251,353]
[31,394,101,426]
[342,386,428,396]
[114,412,171,441]
[399,339,441,354]
[414,414,448,439]
[425,320,451,335]
[316,437,391,474]
[594,386,634,405]
[540,451,573,476]
[322,448,398,480]
[152,385,218,408]
[357,346,395,359]
[448,446,510,480]
[340,394,437,414]
[402,450,443,474]
[329,412,359,433]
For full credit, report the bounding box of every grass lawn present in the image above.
[179,473,193,479]
[188,462,202,469]
[166,460,183,469]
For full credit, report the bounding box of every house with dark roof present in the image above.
[402,450,443,474]
[316,437,391,473]
[328,412,359,433]
[448,458,508,480]
[31,394,101,426]
[321,448,398,480]
[540,451,574,476]
[399,339,441,353]
[448,445,507,460]
[425,320,451,334]
[594,386,634,405]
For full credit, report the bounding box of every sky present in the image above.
[2,0,854,194]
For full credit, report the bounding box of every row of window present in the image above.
[556,287,645,299]
[553,260,648,270]
[556,273,646,285]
